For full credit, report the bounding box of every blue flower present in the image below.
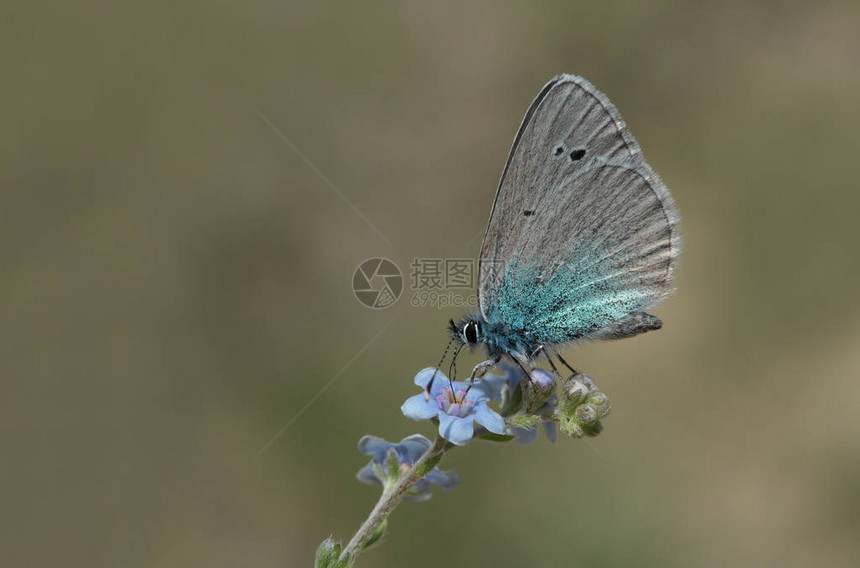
[484,365,559,444]
[356,434,459,502]
[401,368,506,446]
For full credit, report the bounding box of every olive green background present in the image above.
[4,1,860,566]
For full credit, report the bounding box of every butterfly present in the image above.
[433,74,681,392]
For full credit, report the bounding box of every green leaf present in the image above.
[479,432,516,442]
[362,520,387,550]
[415,453,443,477]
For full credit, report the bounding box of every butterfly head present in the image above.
[449,316,483,347]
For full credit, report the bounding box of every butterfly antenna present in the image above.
[425,336,455,400]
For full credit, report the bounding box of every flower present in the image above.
[356,434,459,502]
[401,368,506,446]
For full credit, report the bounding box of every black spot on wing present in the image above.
[523,210,535,216]
[569,148,586,161]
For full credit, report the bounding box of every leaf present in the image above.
[479,432,516,442]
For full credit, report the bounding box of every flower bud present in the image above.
[529,369,556,393]
[315,537,350,568]
[554,374,611,439]
[564,380,590,407]
[559,415,585,438]
[562,373,594,407]
[511,414,541,429]
[575,403,598,426]
[523,368,557,413]
[588,392,611,419]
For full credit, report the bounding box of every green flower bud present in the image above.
[511,414,541,429]
[315,538,350,568]
[588,392,611,419]
[554,374,610,439]
[559,414,585,438]
[575,403,598,426]
[561,373,593,408]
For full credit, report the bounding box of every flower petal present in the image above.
[466,380,493,403]
[403,488,433,503]
[511,426,538,445]
[481,374,511,401]
[438,414,475,446]
[401,394,439,420]
[414,367,444,389]
[425,469,460,490]
[473,404,506,434]
[400,433,432,446]
[398,434,432,462]
[357,435,392,462]
[543,422,558,443]
[356,462,382,485]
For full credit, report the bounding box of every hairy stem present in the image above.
[338,436,448,564]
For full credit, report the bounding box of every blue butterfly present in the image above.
[435,74,681,390]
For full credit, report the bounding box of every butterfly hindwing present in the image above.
[490,159,678,344]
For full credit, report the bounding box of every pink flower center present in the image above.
[436,387,476,417]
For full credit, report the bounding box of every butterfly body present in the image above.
[444,74,680,383]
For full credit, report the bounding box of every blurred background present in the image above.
[3,1,860,566]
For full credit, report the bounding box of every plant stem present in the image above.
[338,436,448,564]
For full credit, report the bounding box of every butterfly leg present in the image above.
[509,356,532,381]
[530,345,563,380]
[555,352,578,375]
[591,312,662,341]
[462,356,501,397]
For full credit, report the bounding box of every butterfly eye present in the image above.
[464,322,479,344]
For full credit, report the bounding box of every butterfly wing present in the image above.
[478,75,680,345]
